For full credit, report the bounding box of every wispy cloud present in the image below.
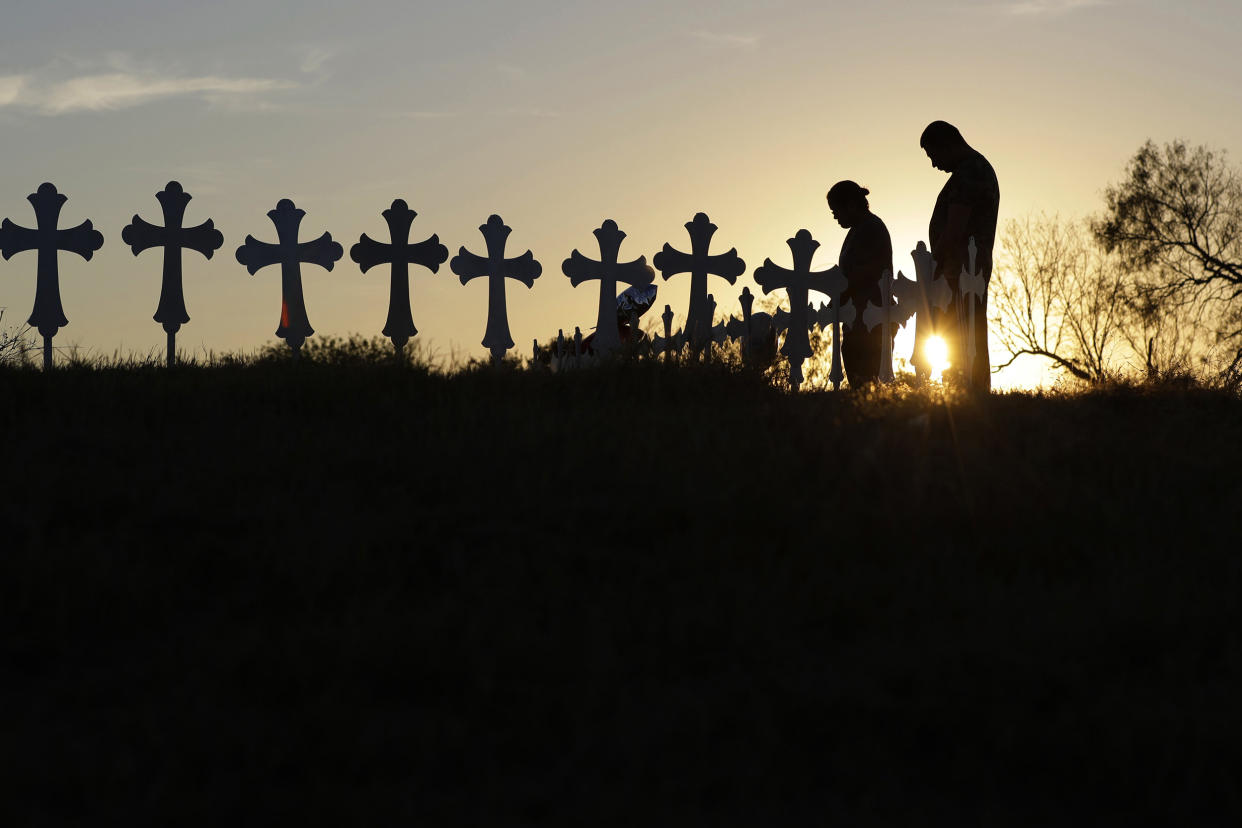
[690,31,759,49]
[298,46,338,76]
[43,74,291,114]
[0,71,293,115]
[502,106,560,119]
[381,110,458,121]
[995,0,1114,15]
[0,75,25,106]
[403,110,457,120]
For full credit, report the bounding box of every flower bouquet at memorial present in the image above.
[533,283,660,368]
[606,283,658,349]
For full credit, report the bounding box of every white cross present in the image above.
[815,297,856,391]
[958,236,987,386]
[862,270,916,383]
[895,241,951,379]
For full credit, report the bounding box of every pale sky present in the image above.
[1,0,1239,385]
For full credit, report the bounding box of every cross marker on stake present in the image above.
[655,303,677,358]
[236,198,343,360]
[896,241,952,379]
[817,294,856,391]
[350,199,448,357]
[122,181,224,367]
[738,285,755,358]
[0,183,105,370]
[753,229,846,391]
[562,219,653,356]
[450,215,542,364]
[653,213,745,351]
[862,269,917,383]
[958,236,987,387]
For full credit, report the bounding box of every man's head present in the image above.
[827,180,870,229]
[920,121,970,173]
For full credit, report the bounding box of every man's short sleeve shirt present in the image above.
[930,150,1000,262]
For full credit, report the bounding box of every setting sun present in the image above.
[923,335,950,381]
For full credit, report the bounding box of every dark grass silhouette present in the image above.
[3,342,1240,825]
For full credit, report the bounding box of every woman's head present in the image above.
[827,180,870,228]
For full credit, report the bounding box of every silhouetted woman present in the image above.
[827,180,894,386]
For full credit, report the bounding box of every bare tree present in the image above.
[1115,275,1221,378]
[991,214,1128,381]
[1093,140,1242,375]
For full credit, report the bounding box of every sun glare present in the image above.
[924,335,950,382]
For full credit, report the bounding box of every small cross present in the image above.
[862,270,916,384]
[122,181,224,367]
[653,213,745,349]
[725,286,766,362]
[815,297,856,391]
[706,293,720,352]
[562,219,653,355]
[235,199,343,358]
[754,229,846,391]
[450,214,542,364]
[958,236,987,386]
[654,304,679,358]
[350,199,448,356]
[738,284,754,340]
[0,182,105,369]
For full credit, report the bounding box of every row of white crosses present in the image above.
[564,222,979,387]
[0,181,979,385]
[0,181,533,370]
[747,230,992,389]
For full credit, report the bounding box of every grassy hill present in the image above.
[4,344,1240,825]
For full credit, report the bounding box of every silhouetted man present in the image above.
[921,121,999,390]
[828,180,893,386]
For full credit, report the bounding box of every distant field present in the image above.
[4,348,1240,825]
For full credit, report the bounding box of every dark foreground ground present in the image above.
[3,351,1240,825]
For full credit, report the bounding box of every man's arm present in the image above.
[932,203,972,277]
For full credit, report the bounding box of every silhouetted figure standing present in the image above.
[921,121,1000,390]
[828,180,893,386]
